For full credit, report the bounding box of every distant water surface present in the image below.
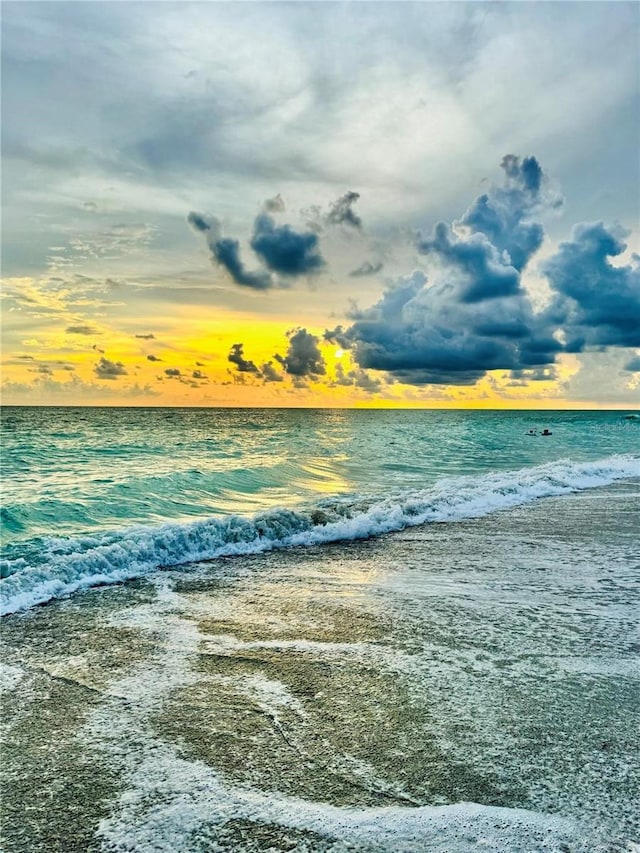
[1,407,638,613]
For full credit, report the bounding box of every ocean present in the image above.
[1,407,639,852]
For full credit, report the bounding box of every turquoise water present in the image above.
[2,407,639,852]
[1,407,639,614]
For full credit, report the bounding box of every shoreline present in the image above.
[2,482,639,852]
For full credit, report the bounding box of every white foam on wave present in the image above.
[0,662,26,693]
[82,578,582,853]
[3,454,639,616]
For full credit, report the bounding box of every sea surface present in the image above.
[1,407,639,852]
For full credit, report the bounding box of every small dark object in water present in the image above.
[540,428,552,436]
[525,428,537,436]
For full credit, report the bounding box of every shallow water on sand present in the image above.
[2,482,639,852]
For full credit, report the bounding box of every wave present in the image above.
[2,454,639,616]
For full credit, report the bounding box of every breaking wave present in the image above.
[2,454,639,616]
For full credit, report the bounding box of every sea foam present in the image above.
[2,454,639,616]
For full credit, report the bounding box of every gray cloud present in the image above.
[326,154,639,387]
[507,366,558,385]
[164,368,181,377]
[543,222,640,350]
[259,360,283,383]
[332,363,382,392]
[624,355,640,372]
[455,154,562,273]
[147,354,162,362]
[66,324,98,335]
[95,357,128,380]
[263,193,285,213]
[326,191,362,229]
[135,333,155,340]
[349,260,384,277]
[188,212,273,290]
[275,328,326,378]
[228,343,260,374]
[250,213,325,277]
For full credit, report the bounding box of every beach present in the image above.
[2,475,639,852]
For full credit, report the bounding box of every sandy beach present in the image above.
[2,480,638,853]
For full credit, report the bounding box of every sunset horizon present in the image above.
[2,3,639,409]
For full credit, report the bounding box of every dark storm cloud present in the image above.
[228,343,260,374]
[508,366,558,382]
[542,222,640,348]
[326,191,362,229]
[456,154,557,272]
[349,260,384,277]
[147,354,162,362]
[215,237,274,289]
[275,328,326,377]
[250,214,325,277]
[164,368,181,377]
[188,211,273,290]
[66,324,99,335]
[192,370,207,379]
[95,357,128,380]
[330,245,563,384]
[418,222,522,303]
[328,154,638,387]
[324,325,354,350]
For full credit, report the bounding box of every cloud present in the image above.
[188,212,273,290]
[326,191,362,229]
[418,221,522,303]
[66,324,99,335]
[560,350,640,403]
[135,333,155,340]
[95,357,128,380]
[192,369,207,379]
[2,375,160,401]
[349,260,384,277]
[263,193,285,213]
[164,368,181,377]
[250,213,325,277]
[456,154,560,272]
[228,342,260,374]
[147,354,162,362]
[215,236,273,289]
[506,366,558,386]
[624,355,640,372]
[275,328,326,377]
[413,156,560,303]
[331,246,562,384]
[327,154,638,387]
[543,222,640,349]
[259,360,283,383]
[332,363,382,392]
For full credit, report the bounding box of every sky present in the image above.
[2,1,639,408]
